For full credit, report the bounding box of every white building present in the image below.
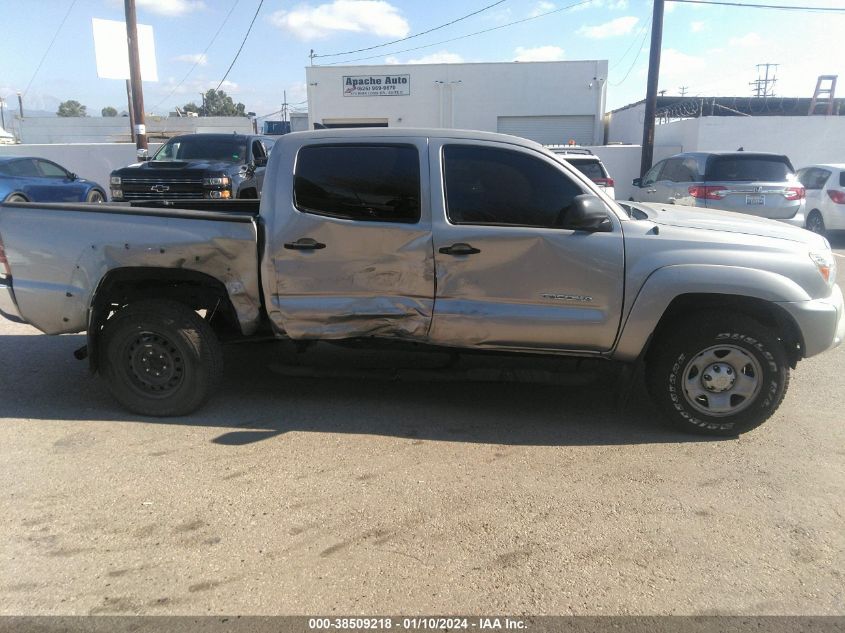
[305,60,608,146]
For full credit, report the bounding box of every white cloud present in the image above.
[690,20,706,33]
[572,0,628,11]
[387,51,464,64]
[578,16,638,39]
[514,45,565,62]
[530,1,555,17]
[173,53,208,66]
[728,32,763,48]
[269,0,409,40]
[135,0,205,16]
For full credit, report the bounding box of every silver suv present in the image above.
[631,152,805,227]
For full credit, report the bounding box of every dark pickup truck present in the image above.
[109,133,275,202]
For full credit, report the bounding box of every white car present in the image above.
[546,147,616,199]
[797,164,845,235]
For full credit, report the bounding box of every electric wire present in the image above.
[23,0,78,97]
[319,0,598,66]
[216,0,264,91]
[670,0,845,12]
[313,0,508,58]
[153,0,241,111]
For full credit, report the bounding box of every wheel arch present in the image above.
[87,267,242,372]
[613,265,810,366]
[3,191,30,202]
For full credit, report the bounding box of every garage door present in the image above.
[497,115,595,145]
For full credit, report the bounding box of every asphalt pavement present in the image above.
[1,238,844,616]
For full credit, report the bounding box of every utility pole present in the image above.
[125,80,136,143]
[282,90,288,129]
[679,86,688,97]
[124,0,147,156]
[200,92,207,116]
[0,98,5,130]
[750,63,778,97]
[17,92,23,119]
[640,0,665,178]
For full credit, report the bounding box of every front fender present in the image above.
[612,264,811,361]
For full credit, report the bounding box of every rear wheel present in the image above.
[5,194,27,203]
[806,210,826,235]
[646,312,790,436]
[86,189,105,203]
[99,300,223,416]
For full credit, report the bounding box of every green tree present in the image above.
[183,89,246,117]
[57,100,87,117]
[101,106,118,117]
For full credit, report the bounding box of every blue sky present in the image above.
[2,0,844,118]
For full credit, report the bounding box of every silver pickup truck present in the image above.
[0,129,842,436]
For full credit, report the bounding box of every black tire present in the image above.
[5,194,27,203]
[86,189,105,203]
[646,312,790,436]
[806,210,826,236]
[99,300,223,416]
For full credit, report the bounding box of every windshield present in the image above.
[152,136,248,163]
[705,155,793,182]
[567,159,606,180]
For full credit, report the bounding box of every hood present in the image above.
[639,203,826,247]
[117,159,240,174]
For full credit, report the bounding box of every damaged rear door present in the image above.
[428,141,625,352]
[268,139,435,340]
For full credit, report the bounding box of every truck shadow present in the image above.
[0,332,727,447]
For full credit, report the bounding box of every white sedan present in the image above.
[797,163,845,235]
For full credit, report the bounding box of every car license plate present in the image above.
[746,195,765,205]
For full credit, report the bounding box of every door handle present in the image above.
[284,237,326,251]
[439,242,480,256]
[647,188,657,193]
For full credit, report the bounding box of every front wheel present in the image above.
[646,313,790,436]
[86,189,105,203]
[99,300,223,416]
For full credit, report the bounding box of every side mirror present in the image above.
[253,156,268,167]
[561,194,612,232]
[68,172,78,180]
[632,177,642,187]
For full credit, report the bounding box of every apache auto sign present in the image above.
[343,74,410,97]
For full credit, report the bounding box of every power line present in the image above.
[608,16,652,71]
[609,17,652,87]
[320,0,597,66]
[670,0,845,11]
[313,0,507,59]
[216,0,264,91]
[23,0,78,97]
[153,0,241,111]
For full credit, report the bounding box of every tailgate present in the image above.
[705,182,803,219]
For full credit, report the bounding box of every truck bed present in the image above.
[0,200,262,336]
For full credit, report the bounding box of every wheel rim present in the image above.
[90,191,104,203]
[807,213,824,234]
[681,344,762,417]
[122,331,185,398]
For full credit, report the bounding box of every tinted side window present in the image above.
[443,145,584,228]
[294,144,421,223]
[36,160,68,178]
[252,140,266,160]
[840,172,845,188]
[642,161,663,186]
[5,159,40,178]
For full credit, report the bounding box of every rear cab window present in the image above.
[705,154,794,182]
[294,144,421,223]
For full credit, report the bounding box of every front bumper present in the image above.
[0,276,24,323]
[777,283,845,358]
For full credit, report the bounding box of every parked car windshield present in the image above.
[705,155,793,182]
[151,137,248,163]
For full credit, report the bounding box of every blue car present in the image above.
[0,156,107,203]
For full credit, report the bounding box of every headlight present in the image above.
[110,175,121,185]
[809,250,836,285]
[203,176,230,186]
